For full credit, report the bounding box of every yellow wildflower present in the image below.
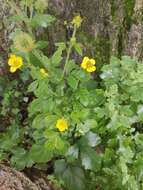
[56,118,68,132]
[40,68,48,78]
[71,15,82,28]
[8,54,23,73]
[81,56,96,72]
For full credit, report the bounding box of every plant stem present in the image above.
[62,25,77,77]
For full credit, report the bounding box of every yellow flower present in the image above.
[81,56,96,72]
[40,68,48,78]
[56,118,68,132]
[71,15,82,28]
[8,54,23,73]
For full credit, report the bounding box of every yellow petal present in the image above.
[16,57,23,66]
[81,62,87,69]
[90,59,96,65]
[10,66,17,73]
[83,56,89,63]
[86,66,96,72]
[71,15,82,28]
[10,54,16,59]
[40,68,48,78]
[81,57,89,69]
[56,119,68,132]
[8,58,14,66]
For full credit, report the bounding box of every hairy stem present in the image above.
[62,25,77,77]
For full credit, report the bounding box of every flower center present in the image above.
[14,59,20,67]
[86,61,93,68]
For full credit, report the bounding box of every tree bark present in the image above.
[1,0,143,65]
[49,0,143,64]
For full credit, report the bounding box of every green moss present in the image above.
[93,35,111,67]
[110,0,116,19]
[79,32,110,72]
[117,27,123,59]
[123,0,135,29]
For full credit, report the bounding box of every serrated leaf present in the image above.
[85,132,101,147]
[29,144,53,163]
[66,145,79,159]
[51,49,63,66]
[55,160,86,190]
[10,148,33,170]
[81,147,101,171]
[67,75,79,90]
[36,41,48,49]
[30,14,56,28]
[28,81,38,92]
[45,133,67,155]
[73,43,82,55]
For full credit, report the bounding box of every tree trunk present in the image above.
[49,0,143,65]
[1,0,143,65]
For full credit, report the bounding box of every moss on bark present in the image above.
[48,0,143,62]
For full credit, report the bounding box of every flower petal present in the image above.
[81,57,89,69]
[10,54,16,59]
[90,59,96,65]
[81,62,87,69]
[40,68,48,78]
[86,66,96,72]
[17,57,23,66]
[83,56,89,63]
[10,66,17,73]
[56,118,68,132]
[8,59,14,66]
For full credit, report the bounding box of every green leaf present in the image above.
[28,80,38,92]
[67,75,79,90]
[66,145,79,159]
[51,45,65,66]
[32,114,46,128]
[85,132,101,147]
[119,157,129,185]
[77,120,97,135]
[31,49,50,68]
[29,98,55,117]
[9,14,27,23]
[81,147,102,171]
[0,125,21,151]
[71,109,90,123]
[30,14,56,28]
[72,69,90,82]
[10,148,33,170]
[36,41,48,49]
[50,68,63,83]
[55,42,66,50]
[29,144,53,163]
[55,160,86,190]
[54,159,67,175]
[77,88,90,106]
[73,43,82,56]
[65,59,77,73]
[44,132,67,155]
[45,134,66,155]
